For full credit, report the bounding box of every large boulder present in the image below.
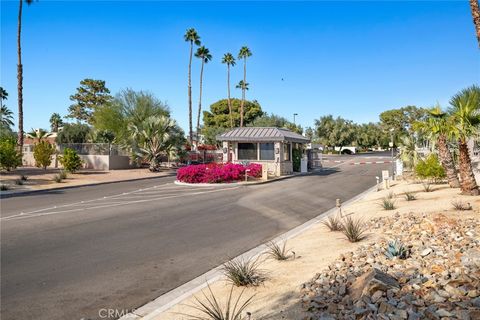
[349,268,400,302]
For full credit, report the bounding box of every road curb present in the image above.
[121,184,377,320]
[0,173,176,199]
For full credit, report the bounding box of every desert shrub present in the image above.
[20,175,28,181]
[53,174,63,183]
[0,137,22,171]
[265,241,290,261]
[380,198,396,210]
[177,163,261,183]
[33,140,56,170]
[322,214,343,231]
[182,284,255,320]
[222,257,266,287]
[59,171,68,180]
[384,239,410,260]
[341,216,366,242]
[55,123,91,143]
[1,184,10,191]
[404,191,416,201]
[451,199,472,211]
[59,148,82,173]
[414,154,445,182]
[386,191,395,199]
[422,182,433,192]
[245,163,262,178]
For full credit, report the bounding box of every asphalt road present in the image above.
[1,155,389,320]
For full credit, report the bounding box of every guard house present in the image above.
[217,127,310,177]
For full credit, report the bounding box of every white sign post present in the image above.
[382,170,390,189]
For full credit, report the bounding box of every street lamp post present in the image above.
[293,113,298,125]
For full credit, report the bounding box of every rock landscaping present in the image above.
[301,212,480,319]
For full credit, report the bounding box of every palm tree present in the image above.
[238,46,252,127]
[27,128,52,143]
[0,87,8,109]
[17,0,34,151]
[221,53,236,128]
[470,0,480,47]
[236,80,249,91]
[448,85,480,195]
[414,105,460,188]
[0,106,15,128]
[398,134,419,171]
[49,113,63,132]
[184,28,201,147]
[194,46,212,141]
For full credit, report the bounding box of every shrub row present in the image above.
[177,162,262,183]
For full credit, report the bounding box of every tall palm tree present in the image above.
[27,128,52,143]
[414,105,460,188]
[398,135,419,171]
[184,28,201,147]
[0,87,8,109]
[448,85,480,195]
[49,113,63,132]
[221,53,236,128]
[235,80,249,91]
[470,0,480,47]
[194,46,212,141]
[0,106,15,128]
[238,46,252,127]
[17,0,34,151]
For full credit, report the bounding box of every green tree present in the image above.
[398,134,419,170]
[379,106,428,138]
[49,113,63,132]
[184,28,201,145]
[17,0,35,150]
[67,79,113,124]
[415,154,446,183]
[0,136,22,171]
[414,105,460,188]
[221,53,236,128]
[56,123,91,144]
[59,148,83,173]
[194,46,212,137]
[315,115,355,151]
[203,98,263,129]
[448,85,480,195]
[0,105,14,128]
[27,128,52,143]
[238,46,252,127]
[0,87,8,109]
[249,113,302,134]
[33,140,55,170]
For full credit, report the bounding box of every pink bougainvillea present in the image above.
[177,162,263,183]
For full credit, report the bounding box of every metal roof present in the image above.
[217,127,310,143]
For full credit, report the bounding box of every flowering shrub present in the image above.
[177,162,262,183]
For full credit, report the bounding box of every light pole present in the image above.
[389,128,395,179]
[293,113,298,125]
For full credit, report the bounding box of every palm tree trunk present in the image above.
[240,57,246,127]
[470,0,480,47]
[196,59,204,143]
[437,135,460,188]
[17,0,24,152]
[227,65,233,128]
[458,139,479,195]
[188,41,193,147]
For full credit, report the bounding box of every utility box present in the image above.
[262,163,269,181]
[301,157,308,173]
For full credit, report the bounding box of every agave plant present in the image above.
[384,239,410,260]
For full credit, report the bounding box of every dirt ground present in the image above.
[153,180,480,320]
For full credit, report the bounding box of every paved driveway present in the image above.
[1,158,389,320]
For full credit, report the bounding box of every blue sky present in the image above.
[1,1,479,133]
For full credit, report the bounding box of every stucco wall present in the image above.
[22,153,131,170]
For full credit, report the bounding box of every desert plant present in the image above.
[380,198,396,210]
[59,171,68,180]
[0,137,22,171]
[322,214,344,231]
[0,184,9,191]
[222,257,266,287]
[265,240,290,261]
[384,239,410,259]
[180,284,254,320]
[52,174,63,183]
[415,154,446,183]
[386,191,395,199]
[422,182,433,192]
[451,199,472,211]
[404,191,416,201]
[14,179,23,185]
[341,215,367,242]
[20,174,28,181]
[33,140,55,170]
[59,148,82,173]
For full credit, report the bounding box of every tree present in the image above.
[414,105,460,188]
[27,128,51,143]
[194,46,212,138]
[236,80,249,91]
[0,106,14,128]
[33,140,55,170]
[56,123,91,144]
[448,85,480,195]
[379,106,428,138]
[470,0,480,47]
[184,28,201,145]
[203,98,263,129]
[315,115,355,151]
[221,53,236,128]
[17,0,34,150]
[249,113,302,134]
[238,46,252,127]
[67,79,113,124]
[398,134,419,170]
[415,154,446,183]
[59,148,83,173]
[0,87,8,109]
[49,113,63,132]
[0,136,22,171]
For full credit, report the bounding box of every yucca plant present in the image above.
[451,199,472,211]
[386,191,395,199]
[422,182,433,192]
[52,174,63,183]
[265,240,290,261]
[380,198,396,210]
[222,257,266,287]
[322,214,344,231]
[384,239,410,260]
[341,216,366,242]
[180,284,255,320]
[404,191,416,201]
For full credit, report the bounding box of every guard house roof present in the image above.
[217,127,310,143]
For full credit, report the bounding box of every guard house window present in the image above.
[283,143,291,161]
[260,143,274,160]
[238,143,258,160]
